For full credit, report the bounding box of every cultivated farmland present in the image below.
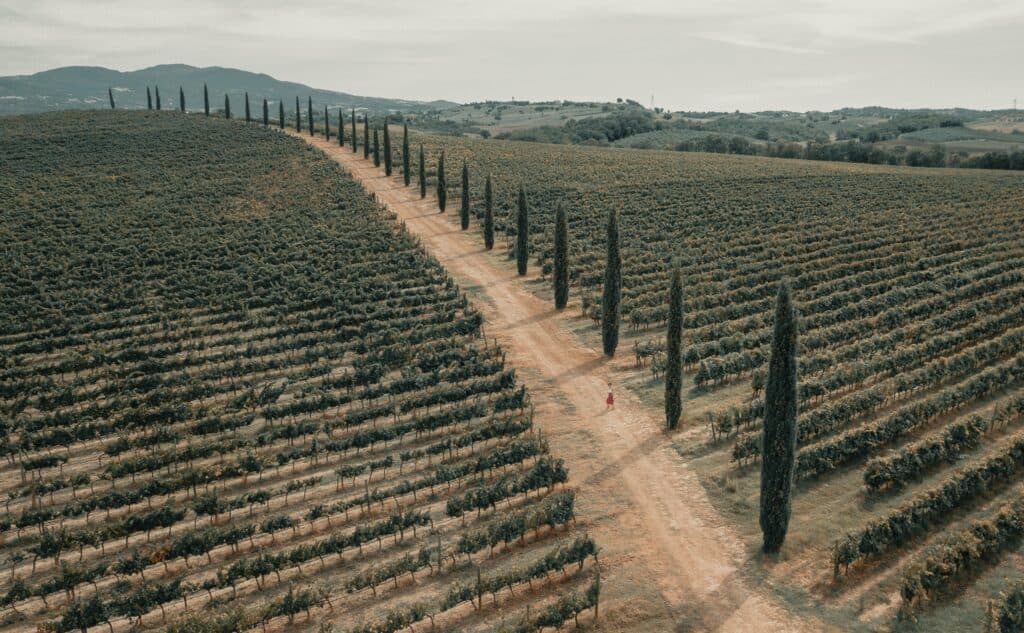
[0,112,597,633]
[400,131,1024,629]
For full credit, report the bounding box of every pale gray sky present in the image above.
[1,0,1022,111]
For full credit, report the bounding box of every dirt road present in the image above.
[293,130,815,632]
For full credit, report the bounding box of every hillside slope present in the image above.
[0,64,458,115]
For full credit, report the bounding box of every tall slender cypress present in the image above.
[436,149,447,212]
[351,109,357,153]
[263,99,269,126]
[244,92,251,123]
[179,87,185,112]
[279,101,285,129]
[338,109,344,146]
[307,97,314,136]
[373,129,381,167]
[324,106,330,140]
[383,121,393,176]
[108,87,115,110]
[601,209,621,356]
[224,94,231,119]
[402,124,411,186]
[147,86,153,110]
[665,267,683,429]
[553,206,569,308]
[295,96,301,132]
[419,144,426,198]
[516,187,529,275]
[483,174,494,250]
[363,116,369,159]
[203,83,209,116]
[760,280,798,554]
[155,86,161,110]
[460,161,470,230]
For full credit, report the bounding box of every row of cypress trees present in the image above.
[343,120,799,556]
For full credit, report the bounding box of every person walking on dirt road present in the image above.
[606,383,615,410]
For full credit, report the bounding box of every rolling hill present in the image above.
[0,64,459,115]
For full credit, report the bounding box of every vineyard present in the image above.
[0,112,598,633]
[396,130,1024,629]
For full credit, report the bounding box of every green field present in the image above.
[401,129,1024,629]
[0,111,595,633]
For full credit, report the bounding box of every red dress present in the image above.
[606,392,614,406]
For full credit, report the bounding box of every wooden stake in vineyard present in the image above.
[760,279,798,554]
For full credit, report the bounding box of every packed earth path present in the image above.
[291,129,821,632]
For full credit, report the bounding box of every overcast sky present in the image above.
[2,0,1022,111]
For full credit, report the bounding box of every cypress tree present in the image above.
[244,92,251,123]
[203,83,209,116]
[224,94,230,119]
[179,87,185,112]
[295,96,301,132]
[155,86,161,110]
[263,98,269,126]
[307,97,314,136]
[363,116,370,159]
[419,144,426,199]
[351,109,357,153]
[279,101,285,129]
[460,161,470,230]
[383,120,393,176]
[338,109,344,146]
[436,149,447,212]
[601,209,621,356]
[324,106,330,140]
[665,267,683,430]
[553,205,569,309]
[373,129,381,167]
[483,174,494,250]
[146,86,153,110]
[108,87,115,110]
[402,124,411,186]
[515,186,529,275]
[760,280,798,554]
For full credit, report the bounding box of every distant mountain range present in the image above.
[0,64,459,115]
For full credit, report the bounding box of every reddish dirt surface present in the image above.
[294,130,821,632]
